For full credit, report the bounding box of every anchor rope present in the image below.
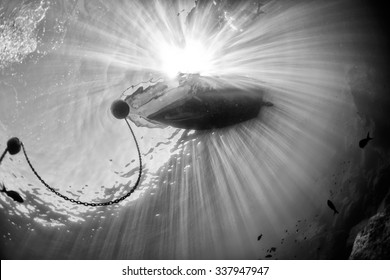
[20,118,142,206]
[0,148,7,166]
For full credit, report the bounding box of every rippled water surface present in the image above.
[1,0,389,259]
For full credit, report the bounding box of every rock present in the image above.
[346,219,369,251]
[385,191,390,213]
[349,212,390,259]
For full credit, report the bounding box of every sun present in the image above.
[159,39,213,78]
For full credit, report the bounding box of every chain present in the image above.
[0,148,7,166]
[21,118,142,206]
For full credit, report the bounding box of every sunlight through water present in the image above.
[1,0,389,259]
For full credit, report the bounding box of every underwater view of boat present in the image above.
[125,74,272,129]
[1,0,390,264]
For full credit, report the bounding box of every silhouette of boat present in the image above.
[125,74,271,129]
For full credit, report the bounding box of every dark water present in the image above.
[1,0,389,259]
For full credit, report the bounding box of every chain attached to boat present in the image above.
[1,116,142,207]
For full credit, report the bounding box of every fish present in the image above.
[257,234,263,241]
[327,199,339,215]
[270,247,276,253]
[1,183,24,203]
[359,132,373,148]
[265,254,272,258]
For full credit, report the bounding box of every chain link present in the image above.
[0,148,8,165]
[21,118,142,207]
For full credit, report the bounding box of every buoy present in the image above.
[111,99,130,119]
[7,137,21,155]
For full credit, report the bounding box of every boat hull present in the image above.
[147,87,264,130]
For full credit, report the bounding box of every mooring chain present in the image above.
[2,101,142,206]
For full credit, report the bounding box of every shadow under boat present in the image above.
[125,75,272,130]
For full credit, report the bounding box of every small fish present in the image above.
[270,247,276,253]
[359,132,373,149]
[257,234,263,241]
[327,199,339,215]
[1,183,24,203]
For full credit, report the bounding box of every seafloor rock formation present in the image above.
[349,211,390,259]
[348,176,390,259]
[344,61,390,259]
[312,61,390,260]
